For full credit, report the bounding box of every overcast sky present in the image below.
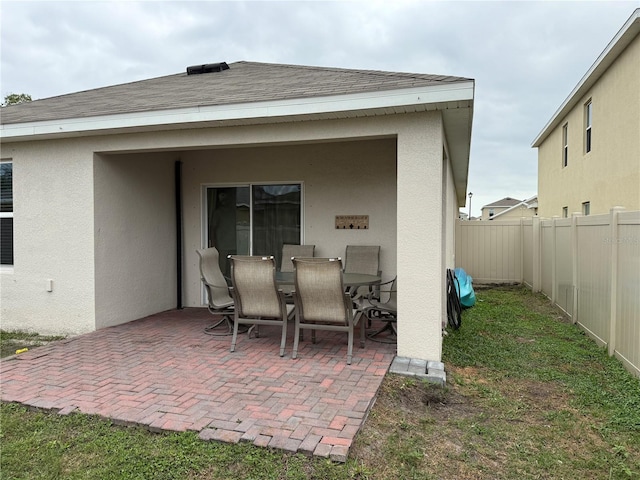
[1,1,637,216]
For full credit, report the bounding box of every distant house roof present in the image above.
[481,197,522,209]
[1,61,472,125]
[490,195,538,219]
[532,9,640,147]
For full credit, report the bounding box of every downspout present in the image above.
[175,159,183,309]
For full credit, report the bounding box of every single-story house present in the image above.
[0,61,474,365]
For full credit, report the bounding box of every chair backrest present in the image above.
[229,256,283,318]
[280,244,315,272]
[293,257,349,324]
[196,247,233,307]
[344,245,380,275]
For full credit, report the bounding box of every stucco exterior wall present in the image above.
[538,35,640,217]
[180,139,398,307]
[396,113,444,361]
[2,111,448,362]
[93,152,178,329]
[1,139,96,335]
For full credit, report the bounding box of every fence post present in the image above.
[532,216,541,292]
[608,206,625,356]
[551,216,559,304]
[519,217,524,284]
[571,212,581,325]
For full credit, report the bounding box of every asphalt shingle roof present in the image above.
[1,61,472,125]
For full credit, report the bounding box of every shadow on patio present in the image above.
[0,308,396,462]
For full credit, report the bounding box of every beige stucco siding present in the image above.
[94,152,178,329]
[538,35,640,217]
[2,111,451,362]
[1,139,96,335]
[180,139,398,308]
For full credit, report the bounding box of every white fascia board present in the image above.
[532,9,639,147]
[1,81,474,140]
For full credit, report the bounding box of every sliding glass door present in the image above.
[206,184,301,277]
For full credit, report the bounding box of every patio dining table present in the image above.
[275,271,381,288]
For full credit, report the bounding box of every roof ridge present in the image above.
[232,61,471,82]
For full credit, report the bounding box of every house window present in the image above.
[582,201,590,216]
[489,208,495,218]
[562,123,569,167]
[562,206,568,218]
[205,183,302,277]
[0,161,13,266]
[585,100,592,153]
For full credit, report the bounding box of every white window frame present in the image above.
[562,206,568,218]
[201,181,305,252]
[582,201,590,216]
[0,160,13,271]
[562,123,568,167]
[585,100,592,154]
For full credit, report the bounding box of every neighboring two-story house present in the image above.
[532,9,640,218]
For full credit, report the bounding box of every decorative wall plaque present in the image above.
[335,215,369,230]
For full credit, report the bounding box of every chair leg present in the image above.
[360,317,366,348]
[292,317,300,359]
[279,321,288,357]
[230,320,239,352]
[346,325,353,365]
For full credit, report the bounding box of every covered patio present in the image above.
[0,308,396,462]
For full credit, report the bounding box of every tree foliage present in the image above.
[2,93,32,106]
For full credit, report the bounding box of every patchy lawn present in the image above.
[1,286,639,479]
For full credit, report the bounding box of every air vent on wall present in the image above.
[186,62,230,75]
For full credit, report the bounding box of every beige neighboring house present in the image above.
[488,195,538,221]
[532,9,640,218]
[480,197,522,220]
[0,61,475,367]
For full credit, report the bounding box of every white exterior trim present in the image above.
[1,82,474,141]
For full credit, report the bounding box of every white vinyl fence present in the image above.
[455,207,640,378]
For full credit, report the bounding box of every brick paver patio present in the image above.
[0,308,396,462]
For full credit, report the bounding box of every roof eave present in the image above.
[0,81,474,142]
[532,9,639,148]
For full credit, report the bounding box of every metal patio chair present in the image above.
[196,247,234,334]
[228,255,295,356]
[292,257,365,365]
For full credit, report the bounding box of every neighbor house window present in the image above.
[562,123,569,167]
[585,100,592,153]
[562,206,568,218]
[582,201,590,216]
[489,208,495,218]
[0,161,13,265]
[205,183,302,278]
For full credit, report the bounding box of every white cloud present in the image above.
[1,0,637,215]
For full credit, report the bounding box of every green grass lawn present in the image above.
[1,286,638,479]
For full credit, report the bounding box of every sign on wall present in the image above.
[335,215,369,230]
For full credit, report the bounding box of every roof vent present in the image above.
[186,62,229,75]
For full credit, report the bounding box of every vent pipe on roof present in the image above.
[186,62,229,75]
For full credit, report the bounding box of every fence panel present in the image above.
[455,210,639,378]
[455,220,522,283]
[576,216,611,346]
[540,221,553,296]
[614,212,640,375]
[555,221,573,317]
[522,220,534,287]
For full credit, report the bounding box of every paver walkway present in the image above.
[0,308,396,462]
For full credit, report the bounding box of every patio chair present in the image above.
[280,244,315,302]
[280,244,315,272]
[363,276,397,343]
[292,257,365,365]
[228,255,295,356]
[344,245,381,302]
[196,247,234,334]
